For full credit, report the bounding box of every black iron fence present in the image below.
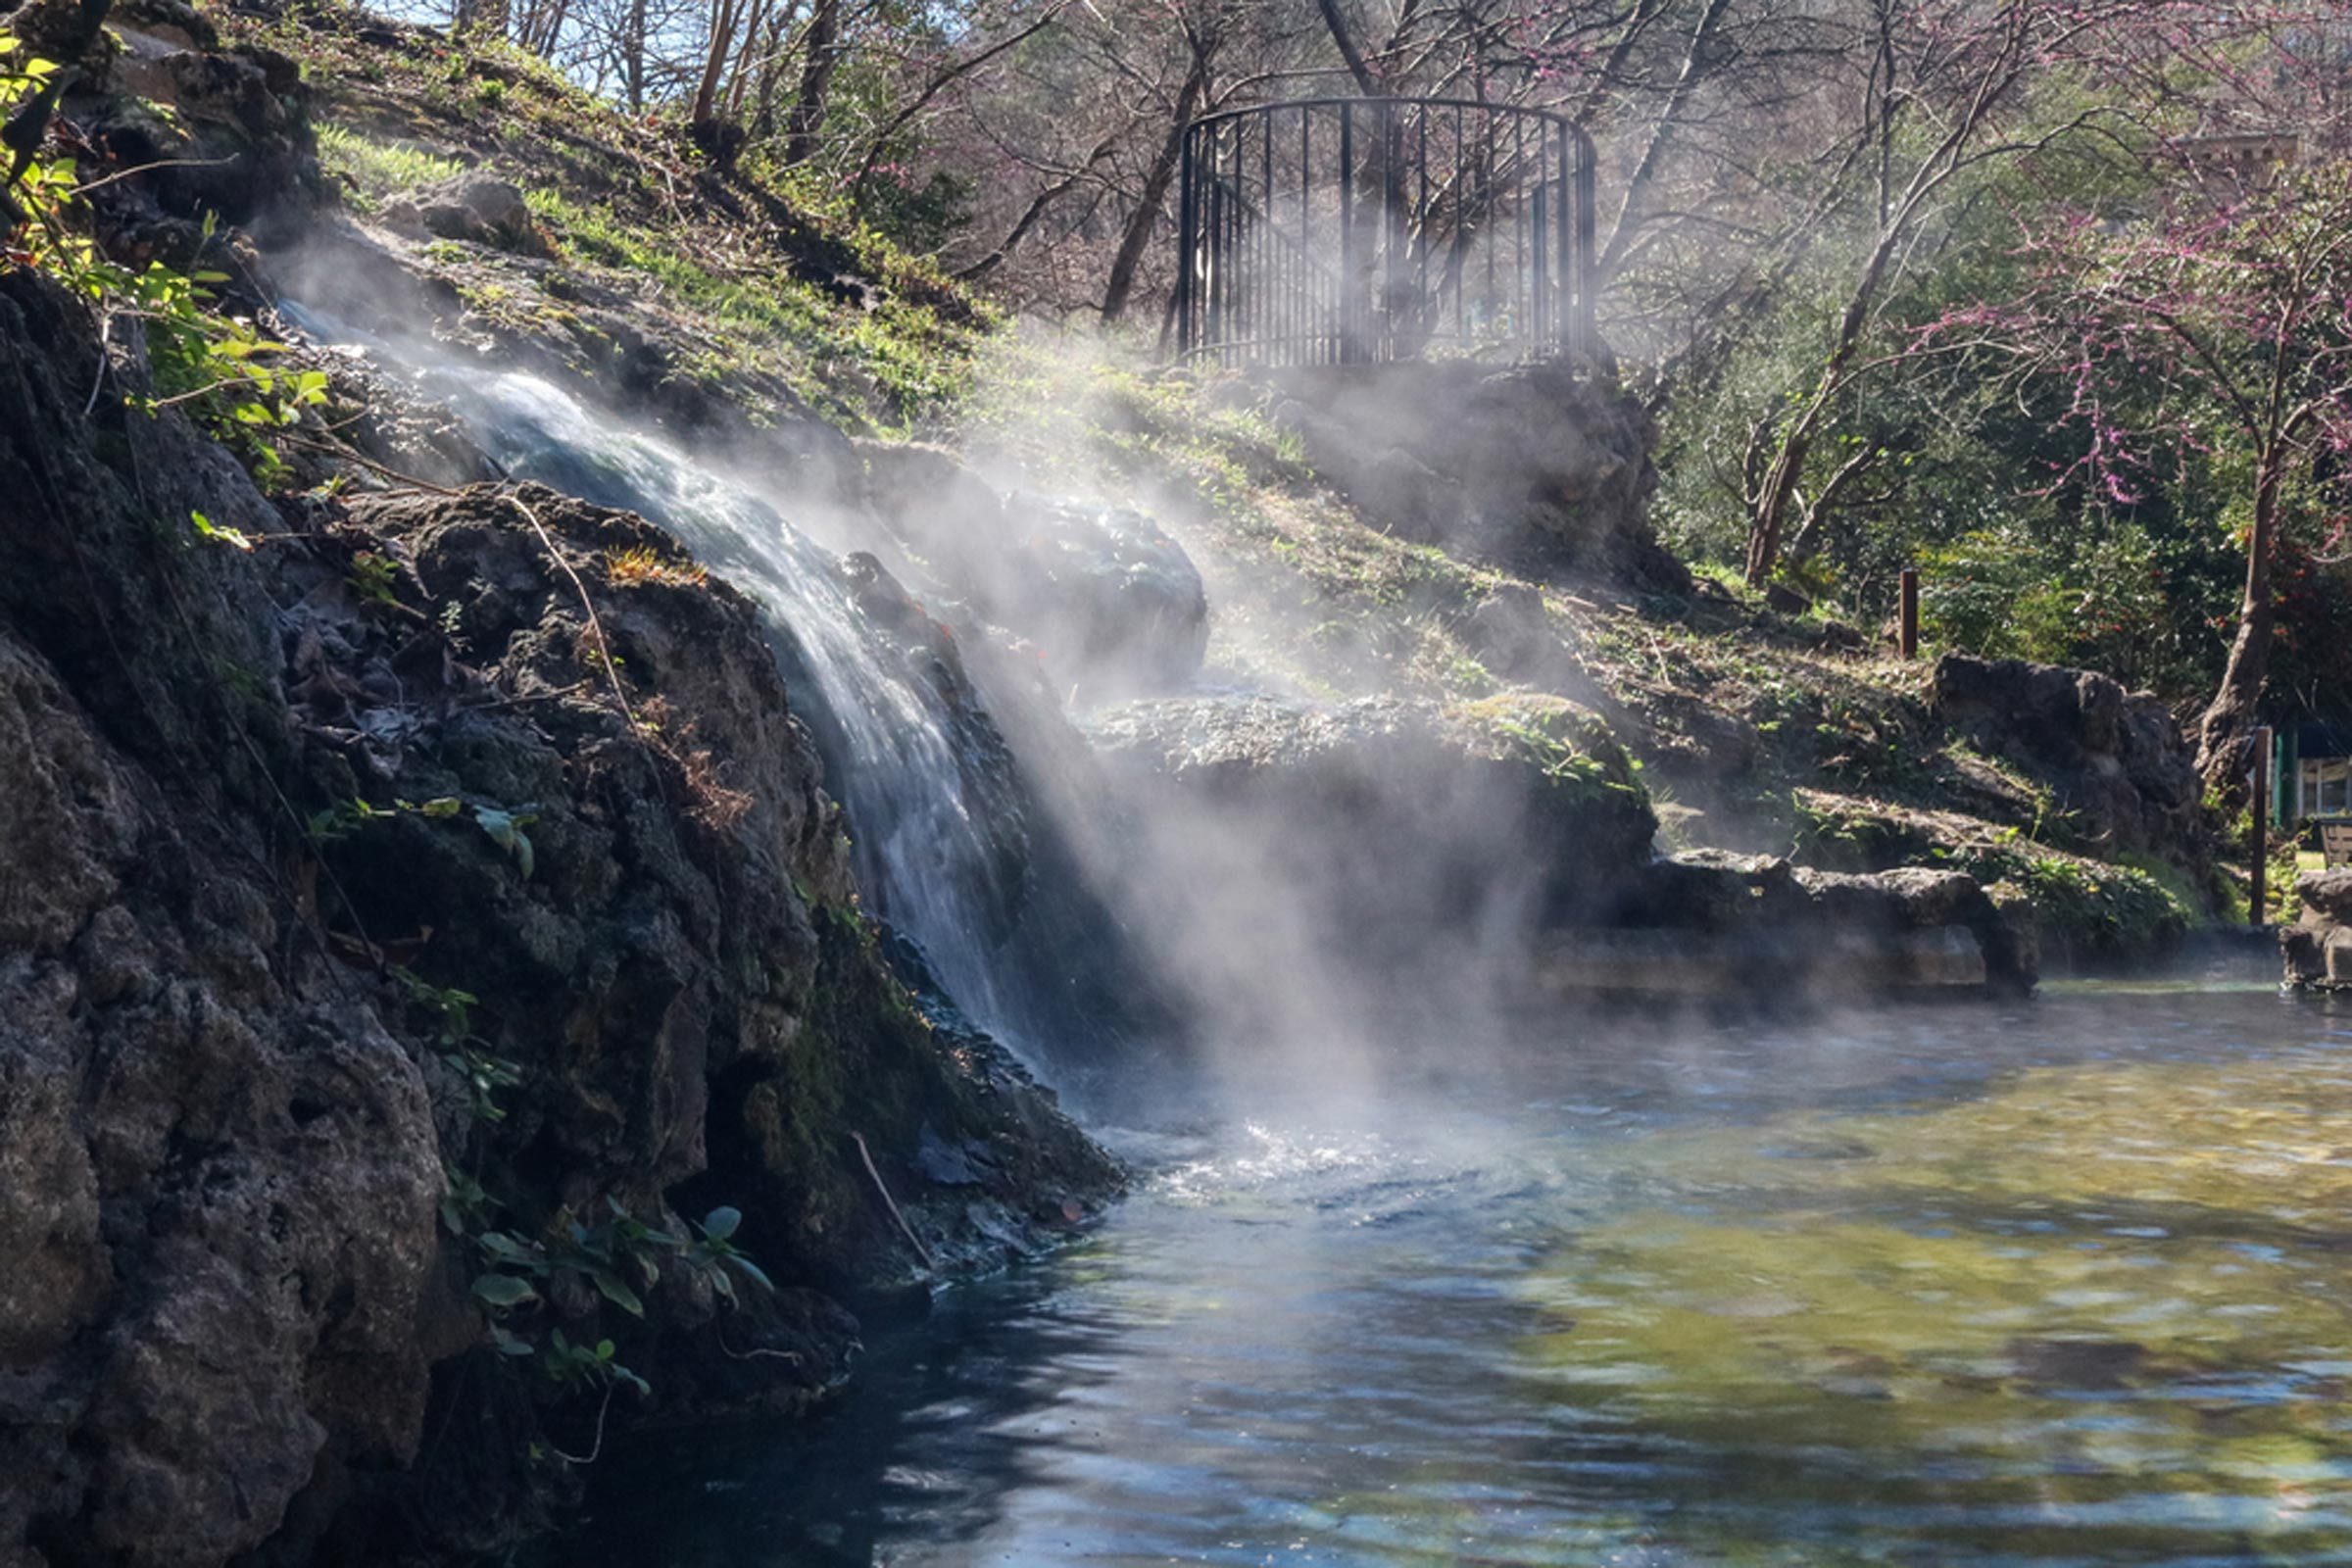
[1174,97,1596,368]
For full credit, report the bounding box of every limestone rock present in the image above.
[1933,654,2206,871]
[2284,869,2352,991]
[382,173,550,257]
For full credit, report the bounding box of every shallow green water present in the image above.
[574,988,2352,1566]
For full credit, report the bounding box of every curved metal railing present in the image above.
[1174,97,1596,368]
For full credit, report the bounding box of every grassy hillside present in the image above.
[231,0,992,429]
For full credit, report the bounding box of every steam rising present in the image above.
[282,262,1640,1120]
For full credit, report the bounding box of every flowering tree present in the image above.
[1727,0,2258,590]
[1963,158,2352,794]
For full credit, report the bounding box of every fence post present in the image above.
[1176,126,1196,358]
[1898,567,1920,660]
[2252,724,2273,929]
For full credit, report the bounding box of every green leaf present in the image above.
[702,1205,742,1243]
[477,1231,536,1263]
[589,1268,645,1317]
[725,1253,774,1294]
[490,1325,535,1356]
[471,1272,539,1308]
[189,511,253,552]
[472,806,537,878]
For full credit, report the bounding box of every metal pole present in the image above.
[1177,125,1196,358]
[1340,101,1355,364]
[1898,566,1919,660]
[1556,127,1572,357]
[1572,128,1595,360]
[2253,724,2273,929]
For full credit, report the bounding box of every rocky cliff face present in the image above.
[0,261,1115,1567]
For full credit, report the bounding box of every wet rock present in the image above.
[858,441,1208,692]
[1544,855,2035,998]
[0,267,1116,1567]
[1080,692,1656,1032]
[2282,869,2352,991]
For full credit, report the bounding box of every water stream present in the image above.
[286,313,1040,1043]
[549,986,2352,1566]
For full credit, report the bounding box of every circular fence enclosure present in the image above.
[1174,97,1596,369]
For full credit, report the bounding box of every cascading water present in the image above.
[462,374,1030,1037]
[291,311,1033,1045]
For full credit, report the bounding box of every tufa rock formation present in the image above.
[1932,654,2207,874]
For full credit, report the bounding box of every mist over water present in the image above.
[277,298,2352,1567]
[554,986,2352,1567]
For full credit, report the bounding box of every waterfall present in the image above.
[292,314,1033,1047]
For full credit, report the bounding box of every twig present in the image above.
[848,1130,935,1270]
[543,1380,614,1467]
[505,488,636,729]
[274,432,464,495]
[464,679,593,712]
[715,1320,803,1364]
[67,155,238,198]
[83,311,110,416]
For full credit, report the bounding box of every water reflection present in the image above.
[561,989,2352,1566]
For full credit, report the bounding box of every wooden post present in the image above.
[1898,567,1920,660]
[2252,723,2273,929]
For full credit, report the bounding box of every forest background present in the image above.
[382,0,2352,790]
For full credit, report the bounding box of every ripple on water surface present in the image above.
[563,988,2352,1566]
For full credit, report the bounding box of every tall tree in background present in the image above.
[1974,162,2352,794]
[1734,0,2189,589]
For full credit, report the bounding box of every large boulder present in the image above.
[0,267,1116,1567]
[1932,654,2207,871]
[381,172,550,257]
[858,441,1208,694]
[2282,869,2352,990]
[1256,360,1688,590]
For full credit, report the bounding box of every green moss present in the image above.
[1971,847,2189,957]
[1457,693,1648,808]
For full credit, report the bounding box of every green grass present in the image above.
[315,122,466,209]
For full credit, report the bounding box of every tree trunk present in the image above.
[1102,61,1205,324]
[621,0,648,112]
[690,0,743,147]
[2195,458,2284,799]
[1743,215,1908,586]
[781,0,842,168]
[1314,0,1378,94]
